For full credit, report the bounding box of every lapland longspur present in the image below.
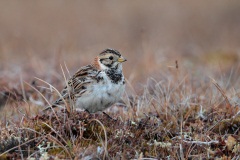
[44,48,127,113]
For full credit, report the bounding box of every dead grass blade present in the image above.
[210,77,231,106]
[34,77,68,111]
[0,136,43,157]
[41,121,73,158]
[20,74,27,101]
[24,81,60,123]
[60,64,71,113]
[90,119,108,159]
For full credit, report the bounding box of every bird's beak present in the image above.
[118,57,127,63]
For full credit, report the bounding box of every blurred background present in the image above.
[0,0,240,87]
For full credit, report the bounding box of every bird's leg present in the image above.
[85,109,91,114]
[103,112,117,121]
[85,109,95,119]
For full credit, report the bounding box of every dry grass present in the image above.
[0,60,239,159]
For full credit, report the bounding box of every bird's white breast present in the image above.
[75,71,125,113]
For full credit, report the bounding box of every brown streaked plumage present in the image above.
[43,48,127,113]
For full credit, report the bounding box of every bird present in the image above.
[44,48,127,113]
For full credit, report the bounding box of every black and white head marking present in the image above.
[99,48,121,57]
[98,48,125,70]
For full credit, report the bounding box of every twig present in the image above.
[183,140,219,146]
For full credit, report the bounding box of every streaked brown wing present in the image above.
[53,64,99,105]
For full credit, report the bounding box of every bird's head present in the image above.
[95,48,127,71]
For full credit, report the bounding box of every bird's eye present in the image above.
[109,56,113,60]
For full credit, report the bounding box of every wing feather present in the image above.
[53,64,99,105]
